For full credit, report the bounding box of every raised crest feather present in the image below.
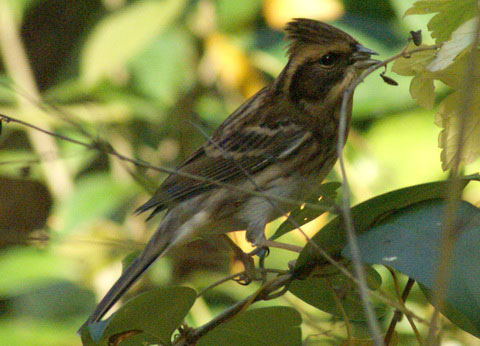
[285,18,357,55]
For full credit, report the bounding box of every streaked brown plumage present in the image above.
[82,18,378,328]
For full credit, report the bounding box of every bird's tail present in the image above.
[79,208,210,335]
[78,236,171,334]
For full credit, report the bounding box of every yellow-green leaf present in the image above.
[436,91,480,170]
[428,17,479,72]
[391,44,436,76]
[410,74,435,109]
[405,0,477,44]
[81,0,186,86]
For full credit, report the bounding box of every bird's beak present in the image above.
[352,44,380,69]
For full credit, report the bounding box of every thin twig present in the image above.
[195,268,288,297]
[0,111,374,300]
[337,43,439,346]
[264,240,303,253]
[384,270,420,345]
[426,13,480,345]
[326,277,353,343]
[175,274,293,345]
[0,113,330,213]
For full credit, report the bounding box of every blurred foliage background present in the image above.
[0,0,479,345]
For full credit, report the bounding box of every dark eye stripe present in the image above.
[289,60,345,103]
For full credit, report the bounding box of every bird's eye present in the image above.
[318,53,337,67]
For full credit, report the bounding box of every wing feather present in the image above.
[136,89,312,218]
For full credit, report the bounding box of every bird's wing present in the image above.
[136,89,312,218]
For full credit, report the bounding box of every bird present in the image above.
[81,18,379,328]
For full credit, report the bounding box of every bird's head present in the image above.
[276,18,379,113]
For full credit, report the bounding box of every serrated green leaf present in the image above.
[409,74,435,109]
[294,176,479,271]
[405,0,477,43]
[270,182,340,241]
[428,17,479,72]
[82,287,196,345]
[81,0,186,85]
[342,199,480,337]
[436,90,480,170]
[197,306,302,346]
[391,44,436,76]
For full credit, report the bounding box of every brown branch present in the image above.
[384,271,419,345]
[175,274,293,345]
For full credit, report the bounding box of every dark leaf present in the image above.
[81,286,196,345]
[295,175,479,272]
[342,199,480,337]
[289,264,384,321]
[0,176,52,247]
[197,306,302,346]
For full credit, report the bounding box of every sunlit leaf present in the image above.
[81,0,186,85]
[391,44,436,76]
[428,17,479,72]
[409,74,435,109]
[343,199,480,337]
[204,33,266,97]
[197,306,302,346]
[263,0,344,29]
[435,90,480,170]
[270,182,340,240]
[405,0,477,43]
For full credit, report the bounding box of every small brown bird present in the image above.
[82,18,378,327]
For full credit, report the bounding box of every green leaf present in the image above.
[342,199,480,337]
[270,182,340,240]
[436,91,480,171]
[197,306,302,346]
[216,0,262,32]
[294,175,479,271]
[82,286,196,345]
[405,0,477,43]
[0,247,76,296]
[391,44,436,76]
[61,173,135,233]
[409,74,435,109]
[81,0,187,85]
[427,17,479,72]
[289,265,384,321]
[13,280,95,320]
[129,28,196,106]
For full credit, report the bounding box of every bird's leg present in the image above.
[220,235,259,285]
